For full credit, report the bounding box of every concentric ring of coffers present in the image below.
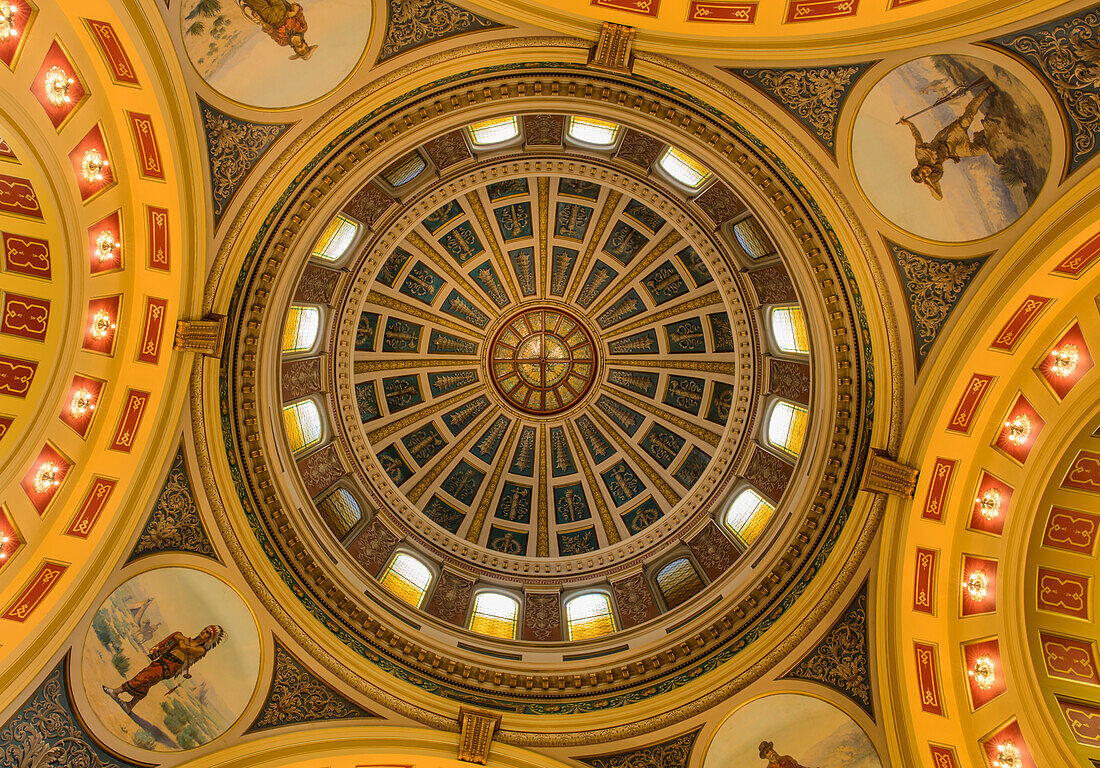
[276,113,822,644]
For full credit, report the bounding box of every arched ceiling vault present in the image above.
[0,0,204,702]
[0,0,1098,766]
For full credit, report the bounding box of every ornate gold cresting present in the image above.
[174,315,226,356]
[860,448,919,497]
[588,22,634,74]
[458,708,501,764]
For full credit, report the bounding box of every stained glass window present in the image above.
[565,593,616,640]
[655,557,704,609]
[567,116,621,146]
[469,592,520,639]
[467,116,519,146]
[283,305,320,354]
[771,306,809,355]
[768,400,808,456]
[282,398,322,453]
[380,553,433,608]
[658,146,711,189]
[381,152,426,187]
[724,487,776,545]
[316,487,362,540]
[311,214,359,261]
[733,217,776,260]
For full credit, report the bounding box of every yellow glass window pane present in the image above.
[316,487,362,539]
[469,592,519,639]
[468,116,519,146]
[282,305,320,354]
[282,399,322,453]
[566,593,616,640]
[381,152,426,187]
[724,488,775,545]
[567,116,621,146]
[658,146,711,188]
[733,217,776,260]
[655,557,704,609]
[768,400,808,456]
[771,306,809,355]
[380,553,433,608]
[311,214,358,261]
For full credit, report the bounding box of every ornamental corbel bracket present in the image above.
[458,708,502,764]
[860,448,919,498]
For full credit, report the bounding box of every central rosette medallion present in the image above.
[489,306,598,416]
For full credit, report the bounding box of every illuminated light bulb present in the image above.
[70,388,96,417]
[976,488,1002,520]
[43,66,73,107]
[81,149,108,183]
[89,308,115,340]
[0,4,17,40]
[32,462,61,493]
[1051,344,1080,377]
[94,230,119,262]
[965,570,988,601]
[1004,414,1031,445]
[969,655,996,689]
[993,740,1021,768]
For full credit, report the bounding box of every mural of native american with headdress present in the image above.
[104,625,227,713]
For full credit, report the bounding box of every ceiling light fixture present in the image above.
[0,532,10,559]
[1051,344,1080,377]
[969,655,996,689]
[1004,414,1031,445]
[965,570,988,601]
[94,230,119,262]
[81,149,107,183]
[993,740,1021,768]
[0,4,17,40]
[70,388,96,418]
[32,462,61,494]
[976,488,1002,520]
[90,308,115,340]
[43,66,73,106]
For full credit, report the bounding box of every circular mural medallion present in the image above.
[81,567,260,752]
[489,306,597,416]
[180,0,371,109]
[852,53,1051,242]
[703,693,883,768]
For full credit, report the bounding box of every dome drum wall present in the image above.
[207,63,878,737]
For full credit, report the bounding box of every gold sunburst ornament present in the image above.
[70,388,96,418]
[81,149,108,183]
[0,4,17,40]
[1004,414,1031,445]
[90,308,115,339]
[95,230,119,262]
[976,488,1002,520]
[993,740,1021,768]
[969,655,996,689]
[965,570,987,600]
[1051,344,1080,376]
[32,462,61,493]
[43,66,73,106]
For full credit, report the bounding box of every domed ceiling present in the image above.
[208,55,880,735]
[335,158,754,570]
